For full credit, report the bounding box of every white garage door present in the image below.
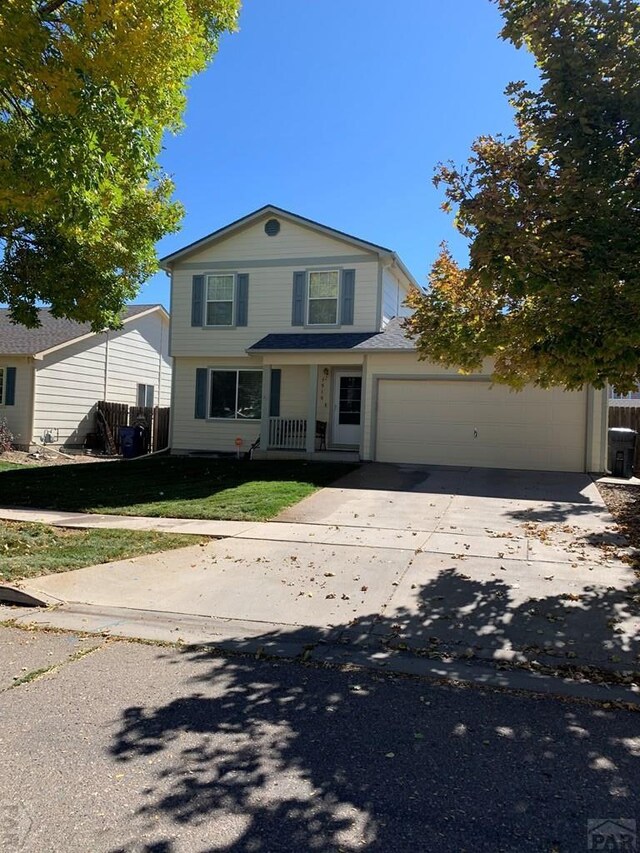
[375,379,587,472]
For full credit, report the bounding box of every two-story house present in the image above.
[162,205,608,473]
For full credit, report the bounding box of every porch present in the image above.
[252,445,360,462]
[257,361,363,457]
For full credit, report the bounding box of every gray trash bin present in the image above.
[608,427,636,478]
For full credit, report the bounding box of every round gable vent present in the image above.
[264,218,281,236]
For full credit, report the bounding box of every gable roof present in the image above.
[248,318,416,353]
[0,304,167,357]
[159,204,418,288]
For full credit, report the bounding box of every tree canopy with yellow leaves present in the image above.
[0,0,239,328]
[405,0,640,393]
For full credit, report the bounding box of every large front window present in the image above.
[308,270,339,325]
[206,274,235,326]
[209,370,262,419]
[0,368,4,405]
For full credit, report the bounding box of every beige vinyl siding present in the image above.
[106,314,171,407]
[170,218,380,357]
[33,336,107,446]
[171,356,263,454]
[0,357,34,448]
[382,267,411,327]
[184,217,375,263]
[32,310,171,447]
[278,365,309,419]
[172,262,379,357]
[260,364,352,426]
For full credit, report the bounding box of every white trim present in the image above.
[137,383,155,408]
[0,367,5,405]
[207,367,263,421]
[307,270,339,327]
[161,206,384,267]
[158,204,419,291]
[331,369,363,448]
[204,272,236,328]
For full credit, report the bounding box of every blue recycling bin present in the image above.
[119,426,137,459]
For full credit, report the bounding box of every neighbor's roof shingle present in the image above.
[248,318,416,352]
[0,305,159,355]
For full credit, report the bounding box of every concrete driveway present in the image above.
[16,464,639,672]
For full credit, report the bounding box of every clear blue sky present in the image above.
[139,0,536,308]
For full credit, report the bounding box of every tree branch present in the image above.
[38,0,74,17]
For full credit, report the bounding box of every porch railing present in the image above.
[268,417,307,450]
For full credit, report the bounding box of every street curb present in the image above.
[8,603,640,707]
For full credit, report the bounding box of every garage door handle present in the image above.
[474,429,478,438]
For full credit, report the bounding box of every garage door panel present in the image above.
[375,380,587,472]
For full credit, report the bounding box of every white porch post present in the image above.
[260,367,271,450]
[306,364,318,454]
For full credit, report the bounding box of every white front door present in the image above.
[332,371,362,446]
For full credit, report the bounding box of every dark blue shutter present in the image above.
[194,368,207,419]
[5,367,16,406]
[269,369,281,417]
[236,273,249,326]
[191,275,204,327]
[292,271,306,326]
[340,269,355,325]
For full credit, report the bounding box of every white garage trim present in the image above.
[370,374,591,473]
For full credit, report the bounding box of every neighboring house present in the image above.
[0,305,171,449]
[609,386,640,407]
[161,205,608,473]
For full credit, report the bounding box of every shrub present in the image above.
[0,419,14,454]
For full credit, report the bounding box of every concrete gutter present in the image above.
[4,603,639,708]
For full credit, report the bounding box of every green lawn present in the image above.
[0,456,356,520]
[0,461,24,472]
[0,520,205,583]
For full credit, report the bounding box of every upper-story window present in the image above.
[206,274,235,326]
[308,270,339,325]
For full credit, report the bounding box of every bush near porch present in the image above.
[0,457,357,521]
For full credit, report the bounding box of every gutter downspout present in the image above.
[158,318,165,406]
[28,356,37,449]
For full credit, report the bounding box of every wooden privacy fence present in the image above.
[96,401,170,454]
[608,405,640,469]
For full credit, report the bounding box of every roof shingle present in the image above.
[248,318,415,352]
[0,305,160,355]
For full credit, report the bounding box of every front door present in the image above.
[332,372,362,446]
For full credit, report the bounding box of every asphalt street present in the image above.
[0,626,638,853]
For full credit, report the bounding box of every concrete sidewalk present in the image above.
[3,466,639,685]
[0,506,257,537]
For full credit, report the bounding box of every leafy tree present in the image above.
[405,0,640,392]
[0,0,239,329]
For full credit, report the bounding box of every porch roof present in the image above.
[248,331,378,351]
[248,318,416,353]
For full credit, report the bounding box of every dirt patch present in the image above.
[1,449,114,467]
[597,482,640,552]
